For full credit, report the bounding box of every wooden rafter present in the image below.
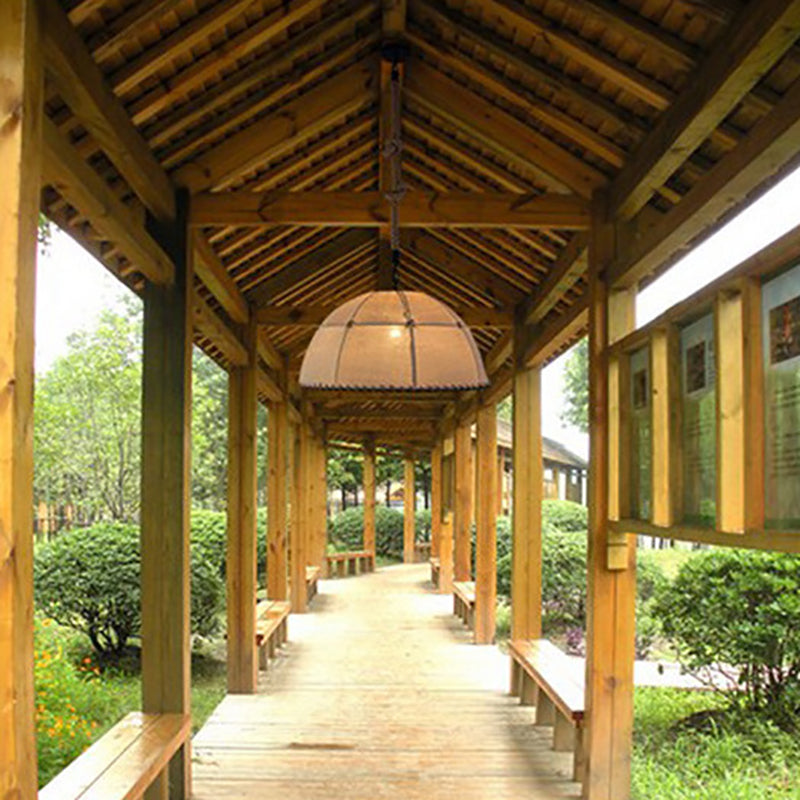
[193,233,249,325]
[41,0,175,220]
[189,190,590,229]
[608,0,800,220]
[255,305,513,327]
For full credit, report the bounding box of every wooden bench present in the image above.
[413,540,431,562]
[509,639,585,781]
[452,581,476,630]
[429,556,440,588]
[255,599,290,670]
[324,550,375,578]
[39,711,190,800]
[305,565,321,603]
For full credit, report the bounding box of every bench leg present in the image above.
[535,692,556,726]
[520,673,539,707]
[145,768,169,800]
[258,644,268,671]
[510,659,522,697]
[268,636,277,659]
[453,595,459,617]
[573,725,585,783]
[554,713,576,752]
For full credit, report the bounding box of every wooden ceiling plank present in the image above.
[42,117,173,285]
[248,230,374,305]
[189,189,590,228]
[484,0,674,109]
[611,73,800,288]
[173,62,379,193]
[193,232,249,325]
[126,0,331,125]
[405,62,605,198]
[41,0,175,221]
[406,27,626,168]
[523,234,588,325]
[609,0,800,220]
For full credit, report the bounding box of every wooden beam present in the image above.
[256,304,512,328]
[41,0,175,220]
[511,365,543,641]
[189,190,591,229]
[319,406,443,420]
[267,400,289,601]
[611,73,800,288]
[140,193,192,794]
[485,332,513,375]
[0,1,41,793]
[364,439,377,558]
[257,330,284,373]
[404,456,416,563]
[41,116,173,285]
[226,319,259,692]
[405,62,606,198]
[192,293,248,367]
[583,193,636,800]
[524,235,588,325]
[520,297,589,368]
[474,403,498,644]
[609,0,800,220]
[193,233,248,325]
[247,230,373,306]
[453,421,473,582]
[256,366,282,403]
[174,62,378,193]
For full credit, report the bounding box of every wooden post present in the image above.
[315,437,328,567]
[453,421,473,581]
[363,438,376,557]
[474,404,498,644]
[431,441,443,559]
[403,455,415,563]
[583,194,637,800]
[511,365,543,642]
[290,423,308,612]
[496,451,504,516]
[140,188,192,799]
[267,400,289,600]
[0,1,41,793]
[226,319,259,693]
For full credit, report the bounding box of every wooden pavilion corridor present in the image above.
[192,564,580,799]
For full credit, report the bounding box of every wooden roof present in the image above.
[41,0,800,447]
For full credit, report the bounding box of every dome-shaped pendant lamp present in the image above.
[299,44,489,392]
[299,290,489,390]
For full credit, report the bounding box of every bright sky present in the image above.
[35,161,800,463]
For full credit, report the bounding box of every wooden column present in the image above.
[403,455,415,563]
[141,190,192,799]
[363,439,376,557]
[474,404,498,644]
[583,195,637,799]
[511,365,543,642]
[430,442,443,559]
[453,421,473,581]
[496,451,504,516]
[267,400,289,600]
[0,2,41,793]
[290,423,308,612]
[226,319,259,693]
[315,437,328,567]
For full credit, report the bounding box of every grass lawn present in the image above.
[633,687,800,800]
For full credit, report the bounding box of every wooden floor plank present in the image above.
[192,564,580,799]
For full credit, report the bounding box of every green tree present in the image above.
[561,337,588,433]
[377,452,404,506]
[34,300,143,522]
[192,350,228,511]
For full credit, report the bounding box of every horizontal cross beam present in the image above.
[189,191,590,229]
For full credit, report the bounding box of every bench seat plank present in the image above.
[39,712,190,800]
[453,581,476,605]
[509,639,584,722]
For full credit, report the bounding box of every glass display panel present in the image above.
[680,314,717,526]
[762,263,800,528]
[630,347,652,520]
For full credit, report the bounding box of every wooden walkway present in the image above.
[192,564,581,799]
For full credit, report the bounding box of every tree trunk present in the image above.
[341,487,347,510]
[385,481,392,507]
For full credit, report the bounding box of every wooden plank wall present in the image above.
[0,1,42,793]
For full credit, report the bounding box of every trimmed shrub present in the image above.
[542,499,588,532]
[191,508,267,585]
[34,523,224,656]
[654,549,800,716]
[415,509,432,542]
[327,506,406,559]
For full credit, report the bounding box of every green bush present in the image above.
[415,508,432,542]
[328,506,406,559]
[35,523,224,656]
[542,499,588,532]
[191,508,268,585]
[654,549,800,717]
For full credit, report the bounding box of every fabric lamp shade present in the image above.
[299,291,489,390]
